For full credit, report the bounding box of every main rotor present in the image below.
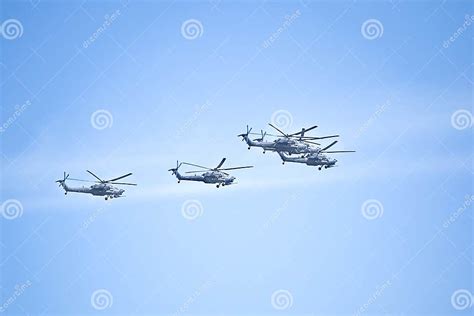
[267,123,339,143]
[59,170,137,186]
[182,158,253,175]
[305,140,356,157]
[242,123,340,146]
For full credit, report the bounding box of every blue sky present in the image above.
[1,0,473,315]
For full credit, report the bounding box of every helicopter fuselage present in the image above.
[175,170,236,186]
[242,135,319,154]
[306,154,337,167]
[59,182,125,198]
[278,152,337,168]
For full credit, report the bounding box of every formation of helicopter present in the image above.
[239,123,355,170]
[57,122,354,199]
[169,123,354,187]
[238,123,339,155]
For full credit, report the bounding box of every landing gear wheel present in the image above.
[318,167,322,170]
[324,166,328,169]
[105,197,108,200]
[282,162,285,165]
[216,184,220,188]
[64,192,67,195]
[178,180,180,183]
[248,147,250,150]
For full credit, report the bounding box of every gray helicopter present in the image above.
[168,158,253,188]
[238,124,339,155]
[278,141,355,170]
[56,171,136,200]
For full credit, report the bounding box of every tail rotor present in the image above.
[238,125,252,141]
[168,161,182,175]
[253,129,266,142]
[56,171,69,186]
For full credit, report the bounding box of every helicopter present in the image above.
[238,124,339,155]
[56,171,136,200]
[168,158,253,188]
[278,141,355,170]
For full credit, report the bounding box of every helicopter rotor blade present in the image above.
[268,123,288,137]
[107,173,133,182]
[303,135,340,140]
[182,162,211,170]
[218,166,253,171]
[87,170,104,183]
[321,141,338,152]
[302,140,320,146]
[249,132,281,138]
[185,170,205,174]
[68,178,97,183]
[109,182,137,186]
[289,125,318,136]
[323,150,356,154]
[302,125,318,134]
[215,158,226,170]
